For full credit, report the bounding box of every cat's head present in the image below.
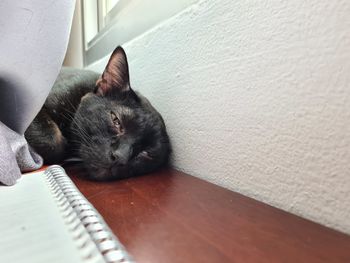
[71,46,170,180]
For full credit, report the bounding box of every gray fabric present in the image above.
[0,0,75,185]
[0,0,76,135]
[0,122,43,186]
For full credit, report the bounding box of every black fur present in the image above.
[25,46,170,180]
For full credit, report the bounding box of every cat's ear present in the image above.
[95,46,130,96]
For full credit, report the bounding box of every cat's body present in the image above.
[25,68,99,163]
[25,47,170,180]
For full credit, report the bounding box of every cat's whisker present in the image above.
[71,118,92,139]
[72,132,92,147]
[66,99,78,112]
[70,128,93,146]
[59,112,74,123]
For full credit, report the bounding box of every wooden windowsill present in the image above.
[65,166,350,263]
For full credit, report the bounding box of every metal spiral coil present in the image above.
[44,165,133,263]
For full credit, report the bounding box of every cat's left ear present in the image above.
[95,46,131,96]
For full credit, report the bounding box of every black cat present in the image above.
[25,46,170,180]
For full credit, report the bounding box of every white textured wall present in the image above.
[88,0,350,234]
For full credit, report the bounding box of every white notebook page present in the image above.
[0,171,105,263]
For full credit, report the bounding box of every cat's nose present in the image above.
[110,152,127,165]
[110,143,132,165]
[110,150,129,165]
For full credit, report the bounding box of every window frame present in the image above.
[81,0,198,67]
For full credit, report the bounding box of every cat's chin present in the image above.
[85,164,130,181]
[111,164,130,179]
[84,167,109,181]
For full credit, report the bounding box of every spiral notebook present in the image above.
[0,165,133,263]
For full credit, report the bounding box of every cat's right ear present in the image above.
[94,46,130,96]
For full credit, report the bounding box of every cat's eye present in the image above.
[110,112,123,134]
[111,113,120,126]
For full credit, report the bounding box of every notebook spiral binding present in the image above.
[44,165,134,263]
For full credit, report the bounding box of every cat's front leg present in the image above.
[25,108,67,164]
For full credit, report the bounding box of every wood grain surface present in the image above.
[66,166,350,263]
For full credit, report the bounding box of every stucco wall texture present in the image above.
[89,0,350,234]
